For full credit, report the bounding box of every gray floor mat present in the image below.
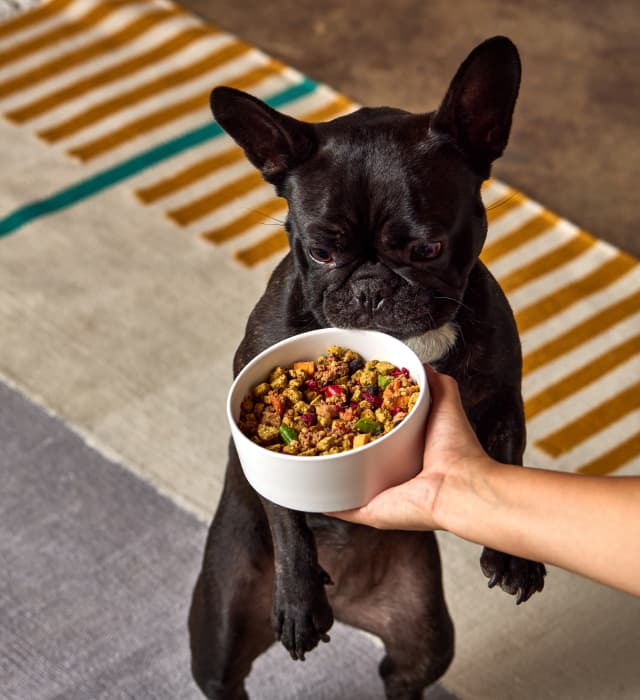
[0,381,455,699]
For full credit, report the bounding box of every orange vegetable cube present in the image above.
[353,433,370,448]
[269,392,286,416]
[293,361,315,376]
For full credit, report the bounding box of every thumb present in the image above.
[424,365,466,423]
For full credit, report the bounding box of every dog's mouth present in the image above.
[321,288,461,339]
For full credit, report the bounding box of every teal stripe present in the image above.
[0,78,317,237]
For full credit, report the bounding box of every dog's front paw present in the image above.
[272,568,334,660]
[480,547,546,604]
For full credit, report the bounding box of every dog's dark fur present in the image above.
[189,36,546,700]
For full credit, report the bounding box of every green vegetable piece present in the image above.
[377,374,393,389]
[355,418,382,434]
[279,423,298,445]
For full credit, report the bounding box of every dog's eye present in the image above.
[410,241,442,262]
[309,246,335,264]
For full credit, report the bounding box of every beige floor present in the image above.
[184,0,640,259]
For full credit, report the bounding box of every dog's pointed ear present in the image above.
[431,36,521,175]
[210,86,316,185]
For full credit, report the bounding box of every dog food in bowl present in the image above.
[237,345,420,456]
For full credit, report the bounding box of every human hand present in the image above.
[328,366,490,530]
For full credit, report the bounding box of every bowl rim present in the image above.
[226,328,428,463]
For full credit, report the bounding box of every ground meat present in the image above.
[298,426,326,450]
[315,359,349,387]
[259,407,281,429]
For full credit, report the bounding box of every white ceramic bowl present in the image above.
[227,328,430,512]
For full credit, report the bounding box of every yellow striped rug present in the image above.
[0,0,638,520]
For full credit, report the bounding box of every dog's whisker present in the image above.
[251,209,286,225]
[485,192,518,211]
[433,295,472,314]
[260,216,286,225]
[233,206,287,227]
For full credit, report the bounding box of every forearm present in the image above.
[437,459,640,596]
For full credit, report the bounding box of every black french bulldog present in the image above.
[189,36,546,700]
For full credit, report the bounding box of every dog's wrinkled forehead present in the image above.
[285,108,479,233]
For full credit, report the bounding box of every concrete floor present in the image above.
[184,0,639,258]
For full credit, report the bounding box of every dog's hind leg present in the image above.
[188,568,273,700]
[189,462,275,699]
[326,528,454,700]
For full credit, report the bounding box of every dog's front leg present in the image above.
[468,390,547,603]
[261,500,334,660]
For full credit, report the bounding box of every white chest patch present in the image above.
[405,322,459,365]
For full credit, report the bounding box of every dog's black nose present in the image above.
[353,278,395,314]
[350,263,398,316]
[357,289,386,312]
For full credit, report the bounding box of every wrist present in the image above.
[431,454,498,534]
